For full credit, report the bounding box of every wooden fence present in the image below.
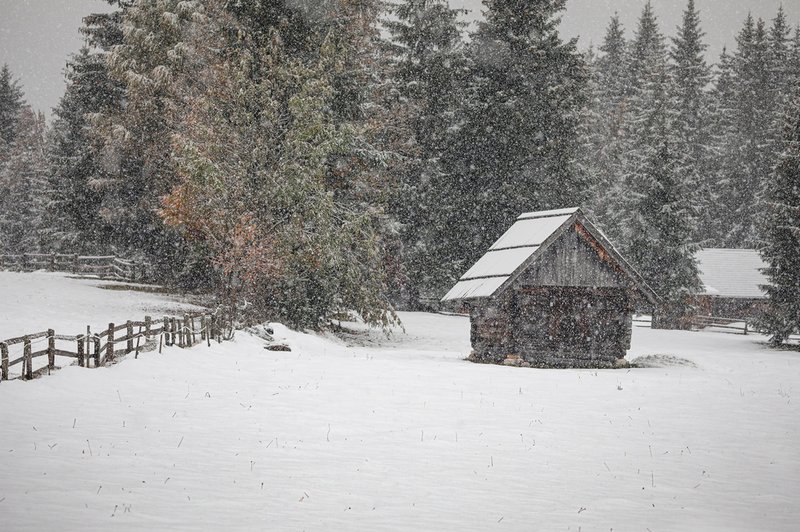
[693,315,750,335]
[693,315,800,342]
[0,253,143,282]
[0,309,232,382]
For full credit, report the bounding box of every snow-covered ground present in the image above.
[0,271,202,340]
[0,272,798,531]
[0,271,203,377]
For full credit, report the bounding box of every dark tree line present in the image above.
[0,0,797,341]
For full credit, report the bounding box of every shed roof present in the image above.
[696,248,769,299]
[441,207,657,303]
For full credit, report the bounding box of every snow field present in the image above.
[0,273,798,531]
[0,271,202,378]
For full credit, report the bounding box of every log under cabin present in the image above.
[442,207,658,368]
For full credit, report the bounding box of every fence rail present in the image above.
[0,309,233,382]
[0,253,144,282]
[693,315,750,335]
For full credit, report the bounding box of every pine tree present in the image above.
[0,108,48,254]
[95,0,208,282]
[758,95,800,345]
[42,47,120,252]
[789,27,800,91]
[625,75,700,328]
[668,0,709,244]
[706,46,737,245]
[628,1,667,92]
[622,2,700,327]
[766,7,792,118]
[585,14,629,241]
[0,64,26,157]
[723,15,772,247]
[382,0,468,305]
[447,0,589,276]
[81,1,134,50]
[163,0,398,329]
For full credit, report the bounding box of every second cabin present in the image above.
[442,208,658,368]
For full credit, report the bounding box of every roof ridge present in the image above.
[516,207,580,221]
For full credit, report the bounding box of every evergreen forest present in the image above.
[0,0,798,343]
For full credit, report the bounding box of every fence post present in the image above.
[188,315,196,346]
[86,326,91,367]
[163,316,169,345]
[744,322,748,335]
[47,329,55,370]
[145,316,152,339]
[72,254,79,274]
[177,317,182,347]
[94,336,100,367]
[200,314,206,342]
[24,336,32,379]
[49,253,56,271]
[126,321,133,354]
[106,323,114,363]
[179,315,186,348]
[22,253,29,272]
[77,335,85,367]
[1,342,8,381]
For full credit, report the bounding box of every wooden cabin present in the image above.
[442,208,658,368]
[695,248,768,320]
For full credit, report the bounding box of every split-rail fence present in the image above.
[0,253,144,282]
[0,310,232,383]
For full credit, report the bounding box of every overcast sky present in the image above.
[1,0,798,117]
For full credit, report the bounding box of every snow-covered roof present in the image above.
[442,209,576,301]
[442,207,657,303]
[696,248,769,299]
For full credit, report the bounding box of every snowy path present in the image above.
[0,274,799,531]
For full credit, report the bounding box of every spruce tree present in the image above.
[724,15,772,247]
[164,0,398,329]
[0,64,26,156]
[623,2,700,327]
[789,27,800,91]
[706,46,737,245]
[383,0,468,305]
[628,1,667,92]
[625,75,700,328]
[668,0,709,244]
[0,108,48,254]
[758,96,800,345]
[585,14,629,242]
[42,47,120,252]
[449,0,588,274]
[96,0,208,283]
[766,7,792,117]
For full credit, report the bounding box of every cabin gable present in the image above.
[512,222,626,290]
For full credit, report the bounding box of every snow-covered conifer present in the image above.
[446,0,589,276]
[585,14,630,242]
[383,0,468,306]
[758,96,800,344]
[0,109,48,254]
[622,2,700,327]
[668,0,710,244]
[0,64,26,157]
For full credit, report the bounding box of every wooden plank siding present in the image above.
[515,224,626,289]
[467,221,638,368]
